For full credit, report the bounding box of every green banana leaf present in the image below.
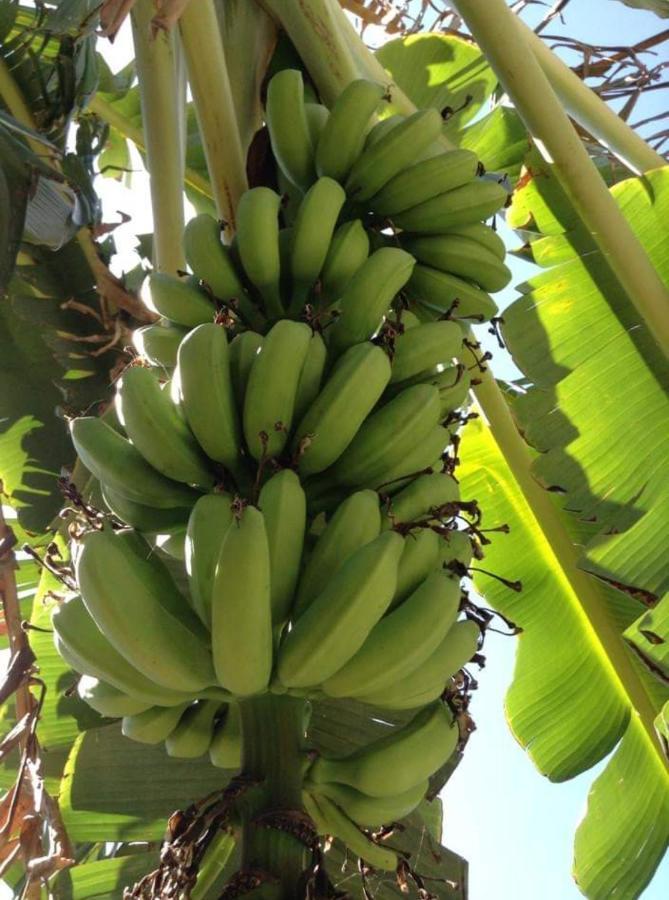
[458,414,669,899]
[612,0,669,15]
[52,851,161,900]
[624,592,669,681]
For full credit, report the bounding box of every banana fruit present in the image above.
[185,493,234,626]
[266,69,315,191]
[370,149,479,217]
[305,779,428,829]
[392,179,508,233]
[402,233,512,293]
[209,702,242,769]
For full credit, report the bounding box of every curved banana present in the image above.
[305,779,428,829]
[116,366,213,488]
[370,149,479,217]
[308,702,459,797]
[211,505,273,696]
[142,272,215,327]
[259,469,307,625]
[165,699,222,758]
[266,69,315,191]
[77,675,151,718]
[304,102,330,145]
[101,486,190,533]
[333,384,442,489]
[315,79,386,182]
[357,619,481,710]
[293,332,327,424]
[392,179,508,233]
[229,331,264,406]
[362,114,403,149]
[389,321,463,384]
[345,109,444,202]
[443,222,506,260]
[293,489,381,616]
[132,321,188,369]
[319,219,369,304]
[76,527,216,692]
[153,525,187,561]
[52,595,194,707]
[236,187,284,318]
[243,319,313,460]
[322,571,461,698]
[277,530,403,688]
[328,247,415,356]
[441,529,475,573]
[401,234,512,293]
[374,425,450,491]
[288,177,346,314]
[176,323,242,474]
[293,342,391,478]
[122,703,190,745]
[209,702,242,769]
[391,529,442,609]
[185,493,234,626]
[432,365,472,415]
[302,793,398,872]
[70,417,199,509]
[408,264,498,321]
[385,472,460,527]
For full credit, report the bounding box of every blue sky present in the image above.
[442,3,669,898]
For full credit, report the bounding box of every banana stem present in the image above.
[518,19,665,175]
[131,0,186,274]
[238,695,309,896]
[462,335,669,770]
[451,0,669,361]
[179,0,248,234]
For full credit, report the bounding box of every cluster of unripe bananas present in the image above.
[54,71,511,870]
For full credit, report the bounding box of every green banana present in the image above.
[165,700,221,758]
[209,703,242,769]
[236,187,284,318]
[374,425,450,491]
[362,114,403,149]
[401,234,512,293]
[142,272,215,327]
[122,703,190,745]
[432,365,472,415]
[243,319,313,460]
[385,472,460,527]
[304,102,330,144]
[259,469,307,625]
[305,779,428,828]
[370,149,479,217]
[183,215,256,325]
[408,264,498,321]
[319,219,369,304]
[441,529,475,573]
[185,493,234,626]
[229,331,264,405]
[76,527,216,692]
[77,675,151,718]
[391,529,442,608]
[52,595,194,707]
[302,793,398,872]
[328,247,415,355]
[443,222,506,260]
[357,620,481,710]
[153,525,187,561]
[321,571,461,698]
[392,179,508,233]
[293,333,327,424]
[277,531,403,688]
[70,417,199,509]
[333,384,442,489]
[176,323,242,474]
[315,79,386,182]
[308,702,459,797]
[293,342,391,478]
[211,505,273,696]
[266,69,315,191]
[288,177,346,314]
[345,109,444,202]
[132,321,188,369]
[293,489,381,616]
[116,366,213,488]
[389,321,463,384]
[101,486,190,533]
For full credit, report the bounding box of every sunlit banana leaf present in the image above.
[624,592,669,681]
[52,851,160,900]
[504,162,669,606]
[375,34,528,179]
[458,414,669,899]
[612,0,669,15]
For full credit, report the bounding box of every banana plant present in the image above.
[0,1,668,899]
